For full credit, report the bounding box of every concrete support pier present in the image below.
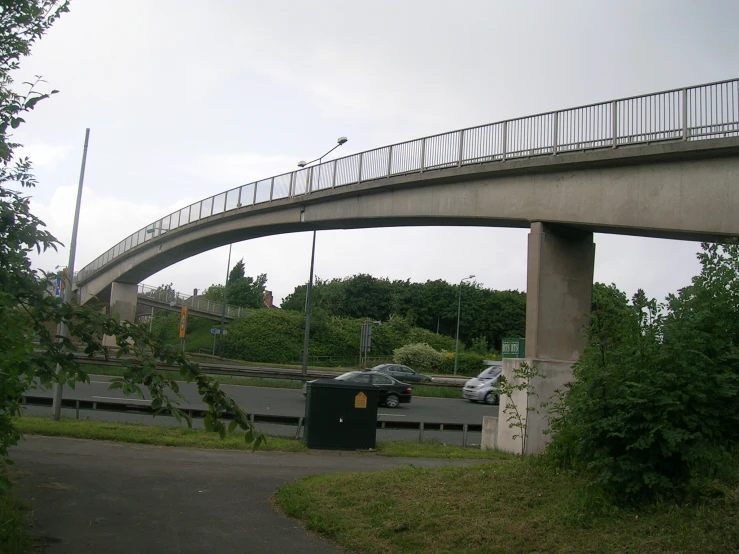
[497,222,595,455]
[102,282,138,347]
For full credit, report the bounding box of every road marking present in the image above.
[377,413,406,417]
[91,396,151,403]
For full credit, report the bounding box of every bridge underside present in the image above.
[78,138,739,454]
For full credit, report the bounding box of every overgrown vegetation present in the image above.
[545,244,739,504]
[0,491,32,554]
[274,460,739,554]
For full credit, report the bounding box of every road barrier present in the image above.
[22,394,482,446]
[72,355,467,389]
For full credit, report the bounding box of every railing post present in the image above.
[252,181,258,204]
[387,145,393,177]
[236,186,242,208]
[269,177,275,201]
[457,129,465,166]
[331,160,338,188]
[357,152,363,183]
[308,167,314,193]
[612,101,618,148]
[502,121,508,161]
[420,137,426,172]
[289,172,295,197]
[682,88,688,141]
[552,112,559,155]
[223,192,228,211]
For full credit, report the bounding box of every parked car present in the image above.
[463,362,503,405]
[367,363,434,383]
[302,371,412,408]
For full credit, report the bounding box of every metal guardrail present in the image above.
[75,77,739,284]
[22,395,483,445]
[137,283,247,319]
[72,356,467,388]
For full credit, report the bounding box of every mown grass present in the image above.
[0,491,33,554]
[14,417,504,460]
[274,461,739,554]
[81,367,463,398]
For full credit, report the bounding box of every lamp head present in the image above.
[337,136,348,145]
[297,160,307,168]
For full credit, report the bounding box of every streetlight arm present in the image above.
[298,137,348,168]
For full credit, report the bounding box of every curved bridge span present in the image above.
[74,79,739,455]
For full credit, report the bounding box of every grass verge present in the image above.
[81,367,462,397]
[274,461,739,554]
[0,491,33,554]
[14,417,507,460]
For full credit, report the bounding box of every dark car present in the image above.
[367,363,434,383]
[302,371,412,408]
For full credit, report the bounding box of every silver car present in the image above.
[463,363,502,405]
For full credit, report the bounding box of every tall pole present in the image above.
[217,243,232,357]
[298,137,347,377]
[301,230,316,376]
[52,128,90,420]
[453,275,474,376]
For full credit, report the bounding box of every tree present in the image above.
[202,272,267,309]
[228,259,245,285]
[0,0,262,490]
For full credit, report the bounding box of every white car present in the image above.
[462,363,502,405]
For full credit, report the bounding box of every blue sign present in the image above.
[55,278,62,298]
[210,328,227,335]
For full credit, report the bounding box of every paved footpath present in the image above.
[10,437,487,554]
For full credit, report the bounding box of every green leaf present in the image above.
[228,420,238,433]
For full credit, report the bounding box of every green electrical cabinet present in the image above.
[304,380,379,450]
[502,337,526,358]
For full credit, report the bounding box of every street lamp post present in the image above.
[299,137,348,376]
[217,243,233,357]
[52,128,90,420]
[453,275,475,375]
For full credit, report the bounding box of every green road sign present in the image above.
[502,337,526,358]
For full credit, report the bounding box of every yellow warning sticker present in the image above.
[354,391,367,409]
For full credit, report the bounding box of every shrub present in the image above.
[440,351,486,376]
[546,252,739,505]
[393,343,444,374]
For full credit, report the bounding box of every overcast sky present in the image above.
[16,0,739,306]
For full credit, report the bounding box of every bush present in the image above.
[393,343,444,374]
[546,251,739,505]
[440,351,486,376]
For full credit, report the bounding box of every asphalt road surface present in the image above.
[28,374,499,425]
[12,436,489,553]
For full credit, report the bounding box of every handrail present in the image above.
[137,283,248,319]
[76,78,739,284]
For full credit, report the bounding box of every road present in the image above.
[29,374,499,425]
[12,436,489,553]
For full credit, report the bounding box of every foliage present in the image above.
[281,274,525,352]
[546,250,739,504]
[228,258,245,284]
[392,343,444,374]
[440,350,488,375]
[202,270,267,309]
[0,0,263,491]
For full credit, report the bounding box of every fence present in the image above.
[76,78,739,284]
[136,283,248,319]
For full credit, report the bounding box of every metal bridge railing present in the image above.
[137,284,247,319]
[76,78,739,284]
